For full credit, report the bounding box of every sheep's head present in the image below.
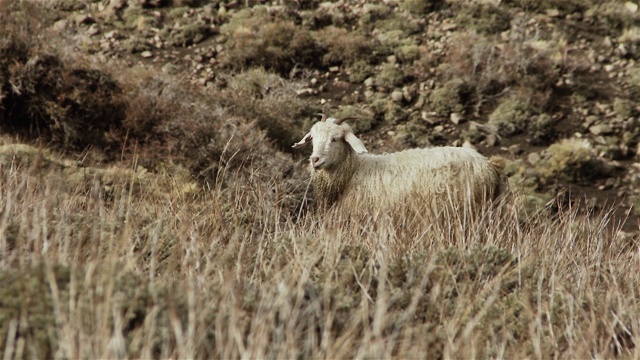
[293,114,367,170]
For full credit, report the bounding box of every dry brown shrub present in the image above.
[440,29,563,114]
[315,26,375,66]
[220,7,323,75]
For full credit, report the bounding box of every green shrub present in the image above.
[371,97,407,124]
[347,60,375,83]
[455,3,512,34]
[502,0,591,14]
[315,26,374,67]
[221,7,323,74]
[397,44,421,63]
[333,105,375,133]
[220,68,315,151]
[429,79,467,116]
[399,0,446,14]
[613,97,635,118]
[534,138,601,184]
[487,95,532,136]
[376,63,405,88]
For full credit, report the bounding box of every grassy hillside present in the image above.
[1,0,639,358]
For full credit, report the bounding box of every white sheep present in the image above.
[293,115,508,219]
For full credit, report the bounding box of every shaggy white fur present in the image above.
[294,116,507,216]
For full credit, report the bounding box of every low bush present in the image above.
[220,7,323,75]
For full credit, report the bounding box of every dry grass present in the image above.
[1,1,640,359]
[1,147,639,359]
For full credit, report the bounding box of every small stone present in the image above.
[462,141,476,150]
[546,8,560,17]
[442,22,457,31]
[329,66,340,73]
[104,30,118,39]
[364,77,375,88]
[296,88,315,96]
[391,90,404,103]
[527,152,541,165]
[450,112,464,125]
[594,136,607,145]
[485,134,498,147]
[625,1,638,13]
[87,24,100,36]
[508,144,523,155]
[141,51,153,58]
[402,86,413,102]
[161,62,177,74]
[589,124,613,135]
[421,111,437,124]
[585,115,599,126]
[52,19,68,33]
[433,125,444,133]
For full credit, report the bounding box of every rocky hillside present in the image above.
[2,0,640,230]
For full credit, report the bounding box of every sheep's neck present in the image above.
[312,150,357,208]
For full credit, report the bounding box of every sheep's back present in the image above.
[339,147,503,213]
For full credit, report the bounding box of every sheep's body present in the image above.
[312,146,506,214]
[293,116,507,220]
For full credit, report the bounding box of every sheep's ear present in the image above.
[292,132,312,149]
[345,132,368,154]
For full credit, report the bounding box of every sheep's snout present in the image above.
[310,156,324,169]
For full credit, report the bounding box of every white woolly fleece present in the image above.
[312,145,505,214]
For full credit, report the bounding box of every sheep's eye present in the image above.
[331,137,340,142]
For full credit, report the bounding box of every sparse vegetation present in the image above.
[316,26,375,67]
[220,7,322,74]
[399,0,445,15]
[429,79,467,116]
[2,0,640,358]
[487,93,533,137]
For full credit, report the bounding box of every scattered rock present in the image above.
[625,1,639,13]
[73,14,95,26]
[52,19,69,33]
[546,8,560,18]
[364,77,375,88]
[296,88,316,97]
[589,124,613,135]
[141,50,153,58]
[402,86,414,102]
[462,140,476,149]
[527,152,541,165]
[162,62,178,74]
[450,112,464,125]
[86,24,100,36]
[391,90,404,103]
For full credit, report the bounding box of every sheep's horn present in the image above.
[333,116,360,125]
[316,113,328,122]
